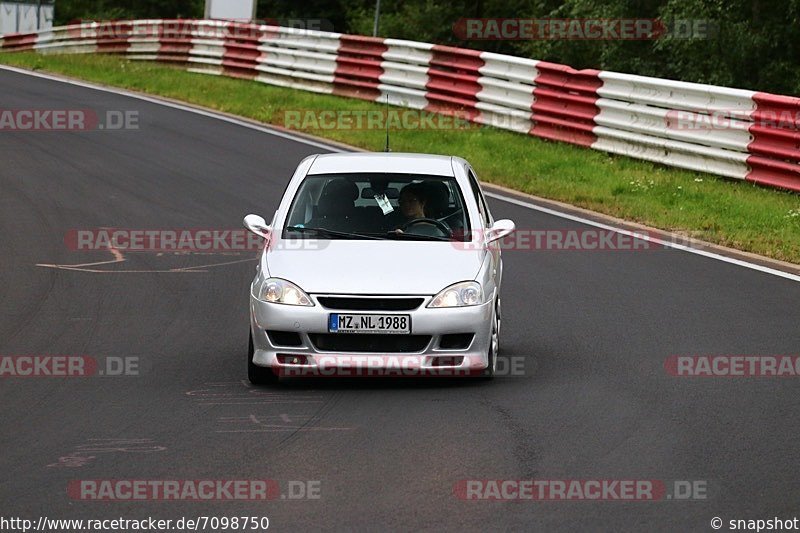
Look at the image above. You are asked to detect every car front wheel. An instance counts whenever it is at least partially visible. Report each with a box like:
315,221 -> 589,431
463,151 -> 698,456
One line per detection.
481,299 -> 500,379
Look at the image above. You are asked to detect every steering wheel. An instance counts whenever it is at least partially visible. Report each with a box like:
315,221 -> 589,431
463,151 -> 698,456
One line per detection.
400,217 -> 452,236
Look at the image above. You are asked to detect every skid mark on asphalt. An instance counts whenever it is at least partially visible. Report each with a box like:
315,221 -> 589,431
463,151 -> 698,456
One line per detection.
46,438 -> 167,468
216,414 -> 354,433
37,245 -> 256,273
478,398 -> 541,479
277,391 -> 347,447
185,381 -> 325,405
36,257 -> 255,273
185,383 -> 355,438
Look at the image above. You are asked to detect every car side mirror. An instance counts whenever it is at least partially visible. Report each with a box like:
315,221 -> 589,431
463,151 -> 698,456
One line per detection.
485,219 -> 515,244
243,214 -> 272,239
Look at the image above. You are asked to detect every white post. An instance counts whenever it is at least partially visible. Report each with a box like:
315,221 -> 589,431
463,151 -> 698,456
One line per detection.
372,0 -> 381,36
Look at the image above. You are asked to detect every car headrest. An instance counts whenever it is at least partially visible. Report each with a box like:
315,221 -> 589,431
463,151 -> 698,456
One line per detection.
423,181 -> 450,215
317,179 -> 359,216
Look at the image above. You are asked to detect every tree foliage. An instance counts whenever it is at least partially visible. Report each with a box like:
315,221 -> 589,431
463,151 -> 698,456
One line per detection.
54,0 -> 204,24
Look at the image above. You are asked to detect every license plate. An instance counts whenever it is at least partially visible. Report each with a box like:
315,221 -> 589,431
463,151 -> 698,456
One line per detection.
328,313 -> 411,334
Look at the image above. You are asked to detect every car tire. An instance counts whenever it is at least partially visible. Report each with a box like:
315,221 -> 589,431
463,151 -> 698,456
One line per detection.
481,300 -> 500,380
495,296 -> 502,355
248,330 -> 277,385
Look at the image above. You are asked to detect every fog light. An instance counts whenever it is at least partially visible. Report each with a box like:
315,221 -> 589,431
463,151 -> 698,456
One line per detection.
276,354 -> 309,365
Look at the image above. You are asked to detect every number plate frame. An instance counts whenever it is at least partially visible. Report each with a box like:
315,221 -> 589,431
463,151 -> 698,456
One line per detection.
328,313 -> 411,334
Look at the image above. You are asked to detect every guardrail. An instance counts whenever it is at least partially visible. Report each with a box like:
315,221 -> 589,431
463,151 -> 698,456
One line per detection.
1,19 -> 799,192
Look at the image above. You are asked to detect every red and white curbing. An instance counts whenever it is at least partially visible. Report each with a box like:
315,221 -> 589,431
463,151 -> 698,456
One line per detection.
1,19 -> 799,192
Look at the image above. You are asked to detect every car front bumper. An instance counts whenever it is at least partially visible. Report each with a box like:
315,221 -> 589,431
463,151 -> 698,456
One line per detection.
249,293 -> 493,377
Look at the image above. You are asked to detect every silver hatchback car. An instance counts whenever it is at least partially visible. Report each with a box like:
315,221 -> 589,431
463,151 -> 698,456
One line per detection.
243,152 -> 514,383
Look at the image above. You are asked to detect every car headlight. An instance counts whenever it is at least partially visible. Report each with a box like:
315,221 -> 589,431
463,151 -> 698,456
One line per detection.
428,281 -> 483,308
256,278 -> 313,306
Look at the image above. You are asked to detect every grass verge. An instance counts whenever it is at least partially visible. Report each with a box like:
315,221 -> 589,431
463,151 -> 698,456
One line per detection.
2,52 -> 799,263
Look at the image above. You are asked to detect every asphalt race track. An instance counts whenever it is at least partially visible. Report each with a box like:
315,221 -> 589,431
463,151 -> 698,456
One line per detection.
1,67 -> 799,532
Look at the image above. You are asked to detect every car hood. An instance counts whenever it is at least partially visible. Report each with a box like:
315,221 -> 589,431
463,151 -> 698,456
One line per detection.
265,240 -> 484,295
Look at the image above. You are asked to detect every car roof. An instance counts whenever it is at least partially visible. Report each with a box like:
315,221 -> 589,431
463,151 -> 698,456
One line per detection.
307,152 -> 455,177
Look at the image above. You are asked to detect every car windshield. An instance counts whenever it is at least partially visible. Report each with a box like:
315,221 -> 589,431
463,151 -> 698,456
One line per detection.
282,173 -> 471,241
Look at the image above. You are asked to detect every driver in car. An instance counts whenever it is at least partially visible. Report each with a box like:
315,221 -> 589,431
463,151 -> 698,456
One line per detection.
397,183 -> 426,222
383,183 -> 426,231
385,183 -> 450,236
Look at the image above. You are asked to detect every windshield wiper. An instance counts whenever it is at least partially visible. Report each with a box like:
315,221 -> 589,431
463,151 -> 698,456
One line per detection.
285,226 -> 387,240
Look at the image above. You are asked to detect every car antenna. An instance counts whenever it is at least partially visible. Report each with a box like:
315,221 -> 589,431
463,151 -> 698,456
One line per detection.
383,94 -> 391,152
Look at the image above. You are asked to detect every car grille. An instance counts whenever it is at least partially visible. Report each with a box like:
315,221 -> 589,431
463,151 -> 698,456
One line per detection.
308,333 -> 431,353
317,297 -> 424,311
